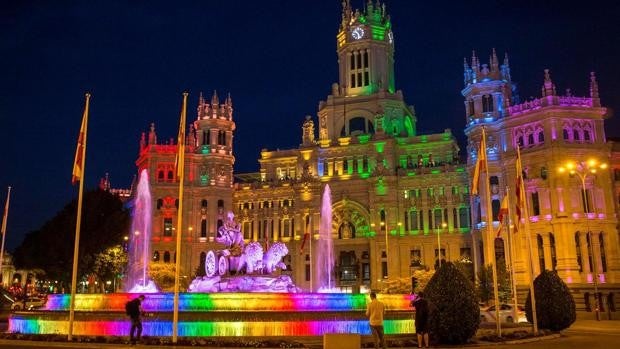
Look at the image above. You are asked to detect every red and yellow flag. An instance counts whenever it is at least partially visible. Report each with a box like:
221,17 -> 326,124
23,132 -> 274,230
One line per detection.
175,93 -> 188,178
471,129 -> 487,196
514,146 -> 525,233
72,94 -> 90,185
496,195 -> 509,237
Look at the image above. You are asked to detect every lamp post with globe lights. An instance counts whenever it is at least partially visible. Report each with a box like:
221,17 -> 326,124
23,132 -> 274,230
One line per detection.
437,221 -> 447,268
558,159 -> 608,321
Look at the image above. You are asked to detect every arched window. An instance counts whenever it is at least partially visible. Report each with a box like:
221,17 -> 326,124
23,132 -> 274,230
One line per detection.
153,251 -> 160,262
537,131 -> 545,144
468,99 -> 475,116
600,233 -> 607,272
573,129 -> 580,141
563,128 -> 570,140
201,199 -> 208,208
200,218 -> 207,238
158,171 -> 164,181
537,235 -> 545,272
584,129 -> 591,142
550,233 -> 557,270
482,95 -> 494,113
157,199 -> 164,210
575,233 -> 583,272
380,210 -> 386,233
167,171 -> 174,181
164,251 -> 171,263
517,136 -> 524,148
218,199 -> 224,208
527,133 -> 535,146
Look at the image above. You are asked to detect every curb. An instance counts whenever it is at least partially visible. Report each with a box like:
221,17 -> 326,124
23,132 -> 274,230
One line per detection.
473,333 -> 561,346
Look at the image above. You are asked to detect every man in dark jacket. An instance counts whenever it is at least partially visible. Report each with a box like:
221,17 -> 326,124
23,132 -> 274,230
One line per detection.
126,295 -> 145,345
412,292 -> 430,348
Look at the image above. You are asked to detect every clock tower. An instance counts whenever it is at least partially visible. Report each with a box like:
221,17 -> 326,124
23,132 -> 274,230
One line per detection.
317,0 -> 414,145
337,0 -> 395,96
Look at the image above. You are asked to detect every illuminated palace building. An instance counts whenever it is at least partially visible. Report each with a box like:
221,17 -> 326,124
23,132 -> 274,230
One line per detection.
136,1 -> 620,301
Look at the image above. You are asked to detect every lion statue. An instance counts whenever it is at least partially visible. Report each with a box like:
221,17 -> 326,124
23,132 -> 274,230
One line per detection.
236,241 -> 264,274
263,241 -> 289,274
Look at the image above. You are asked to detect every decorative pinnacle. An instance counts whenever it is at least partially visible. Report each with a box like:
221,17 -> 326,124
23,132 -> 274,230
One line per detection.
590,72 -> 599,99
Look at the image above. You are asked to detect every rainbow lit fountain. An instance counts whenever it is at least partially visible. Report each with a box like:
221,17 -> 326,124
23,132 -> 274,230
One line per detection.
316,184 -> 337,292
9,178 -> 414,337
126,169 -> 158,293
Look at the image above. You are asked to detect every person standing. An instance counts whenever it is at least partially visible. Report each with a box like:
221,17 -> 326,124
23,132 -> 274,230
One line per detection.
412,292 -> 430,348
126,295 -> 145,345
366,291 -> 387,349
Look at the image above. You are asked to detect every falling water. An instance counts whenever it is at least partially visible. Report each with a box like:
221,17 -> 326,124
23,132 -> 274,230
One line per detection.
126,169 -> 158,293
316,184 -> 335,292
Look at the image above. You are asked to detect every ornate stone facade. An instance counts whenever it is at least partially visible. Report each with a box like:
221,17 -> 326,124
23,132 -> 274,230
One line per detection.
463,51 -> 620,305
137,1 -> 620,303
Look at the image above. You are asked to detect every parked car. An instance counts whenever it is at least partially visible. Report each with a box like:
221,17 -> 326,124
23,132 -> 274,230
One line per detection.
11,296 -> 46,311
480,303 -> 527,323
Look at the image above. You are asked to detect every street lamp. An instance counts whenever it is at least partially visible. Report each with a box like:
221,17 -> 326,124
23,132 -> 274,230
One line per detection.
437,222 -> 447,268
558,159 -> 607,321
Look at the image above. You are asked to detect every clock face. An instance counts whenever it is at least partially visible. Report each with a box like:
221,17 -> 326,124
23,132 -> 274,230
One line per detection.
352,26 -> 364,40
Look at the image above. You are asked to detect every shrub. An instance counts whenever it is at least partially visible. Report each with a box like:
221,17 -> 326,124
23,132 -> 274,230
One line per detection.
525,270 -> 576,331
424,262 -> 480,344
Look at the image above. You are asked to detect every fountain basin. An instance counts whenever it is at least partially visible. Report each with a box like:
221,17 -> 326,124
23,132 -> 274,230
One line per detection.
9,293 -> 414,337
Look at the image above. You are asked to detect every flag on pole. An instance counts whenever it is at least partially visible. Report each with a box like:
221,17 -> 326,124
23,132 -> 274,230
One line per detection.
71,94 -> 90,185
496,195 -> 509,237
514,147 -> 525,233
174,93 -> 187,178
471,129 -> 487,196
299,231 -> 310,255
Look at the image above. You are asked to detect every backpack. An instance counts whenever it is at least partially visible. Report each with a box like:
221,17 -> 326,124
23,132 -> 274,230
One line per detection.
125,300 -> 132,315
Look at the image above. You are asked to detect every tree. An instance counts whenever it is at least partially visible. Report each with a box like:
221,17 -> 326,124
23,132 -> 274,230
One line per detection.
12,189 -> 130,286
476,261 -> 511,305
149,263 -> 189,292
92,246 -> 128,292
525,270 -> 576,331
425,262 -> 480,345
411,269 -> 435,293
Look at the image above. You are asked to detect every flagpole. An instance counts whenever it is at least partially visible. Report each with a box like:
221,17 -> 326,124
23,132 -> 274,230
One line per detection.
0,186 -> 12,287
505,186 -> 519,323
516,146 -> 538,333
172,92 -> 188,344
481,128 -> 501,337
68,93 -> 90,341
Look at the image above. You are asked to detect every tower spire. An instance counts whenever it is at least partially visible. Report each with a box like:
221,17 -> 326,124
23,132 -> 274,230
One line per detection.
490,48 -> 499,76
590,71 -> 600,107
471,51 -> 480,80
211,90 -> 219,106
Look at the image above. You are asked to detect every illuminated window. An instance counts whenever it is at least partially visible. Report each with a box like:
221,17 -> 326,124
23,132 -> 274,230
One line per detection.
153,251 -> 160,262
163,218 -> 173,237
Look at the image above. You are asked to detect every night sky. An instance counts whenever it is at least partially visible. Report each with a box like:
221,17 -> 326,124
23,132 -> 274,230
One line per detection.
1,1 -> 619,251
